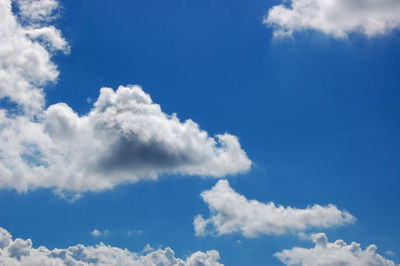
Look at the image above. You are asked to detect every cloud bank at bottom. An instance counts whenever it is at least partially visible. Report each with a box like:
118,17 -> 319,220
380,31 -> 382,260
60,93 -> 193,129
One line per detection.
275,233 -> 397,266
0,226 -> 222,266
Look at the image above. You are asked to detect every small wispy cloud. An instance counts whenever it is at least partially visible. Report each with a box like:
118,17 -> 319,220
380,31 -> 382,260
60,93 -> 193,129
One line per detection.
386,250 -> 395,256
127,229 -> 143,237
142,244 -> 154,253
91,228 -> 109,237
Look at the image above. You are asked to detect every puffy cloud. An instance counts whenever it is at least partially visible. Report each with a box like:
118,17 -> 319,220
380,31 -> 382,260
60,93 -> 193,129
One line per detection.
264,0 -> 400,38
275,232 -> 397,266
0,226 -> 223,266
194,180 -> 355,237
0,85 -> 251,194
0,0 -> 67,114
0,0 -> 250,196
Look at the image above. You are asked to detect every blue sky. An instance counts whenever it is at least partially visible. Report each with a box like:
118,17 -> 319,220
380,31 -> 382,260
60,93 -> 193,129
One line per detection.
0,0 -> 400,265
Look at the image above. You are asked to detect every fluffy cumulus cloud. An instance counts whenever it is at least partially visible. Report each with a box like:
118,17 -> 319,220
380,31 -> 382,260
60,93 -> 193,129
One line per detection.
275,232 -> 397,266
194,180 -> 355,237
0,0 -> 67,114
0,226 -> 223,266
0,0 -> 251,196
264,0 -> 400,38
0,85 -> 251,194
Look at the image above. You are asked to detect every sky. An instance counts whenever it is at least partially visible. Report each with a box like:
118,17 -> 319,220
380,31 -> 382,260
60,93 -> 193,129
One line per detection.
0,0 -> 400,265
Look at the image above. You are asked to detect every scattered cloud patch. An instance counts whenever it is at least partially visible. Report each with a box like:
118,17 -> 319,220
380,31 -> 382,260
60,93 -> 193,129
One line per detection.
275,232 -> 397,266
91,229 -> 101,237
91,229 -> 109,238
386,250 -> 395,256
194,180 -> 355,237
0,226 -> 223,266
264,0 -> 400,38
127,230 -> 143,237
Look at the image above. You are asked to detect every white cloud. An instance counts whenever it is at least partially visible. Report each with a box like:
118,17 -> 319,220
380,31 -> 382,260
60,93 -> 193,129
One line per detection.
15,0 -> 59,22
142,244 -> 154,253
0,0 -> 67,114
0,0 -> 251,196
194,180 -> 355,237
91,229 -> 101,237
91,229 -> 109,238
0,85 -> 251,195
0,226 -> 223,266
275,232 -> 397,266
386,250 -> 395,256
264,0 -> 400,38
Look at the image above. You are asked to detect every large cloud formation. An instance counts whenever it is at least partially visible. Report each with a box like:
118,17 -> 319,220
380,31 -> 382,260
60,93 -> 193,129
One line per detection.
265,0 -> 400,38
0,0 -> 251,195
194,180 -> 355,237
0,226 -> 223,266
275,233 -> 397,266
0,85 -> 251,193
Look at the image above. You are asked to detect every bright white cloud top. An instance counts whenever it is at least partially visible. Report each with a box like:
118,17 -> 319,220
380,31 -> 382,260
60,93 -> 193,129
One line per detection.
265,0 -> 400,38
0,85 -> 251,193
0,0 -> 68,114
194,180 -> 355,237
0,226 -> 223,266
0,0 -> 251,195
275,233 -> 396,266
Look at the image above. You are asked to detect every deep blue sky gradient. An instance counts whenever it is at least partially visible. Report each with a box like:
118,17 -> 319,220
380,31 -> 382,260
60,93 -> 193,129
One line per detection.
1,0 -> 400,265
